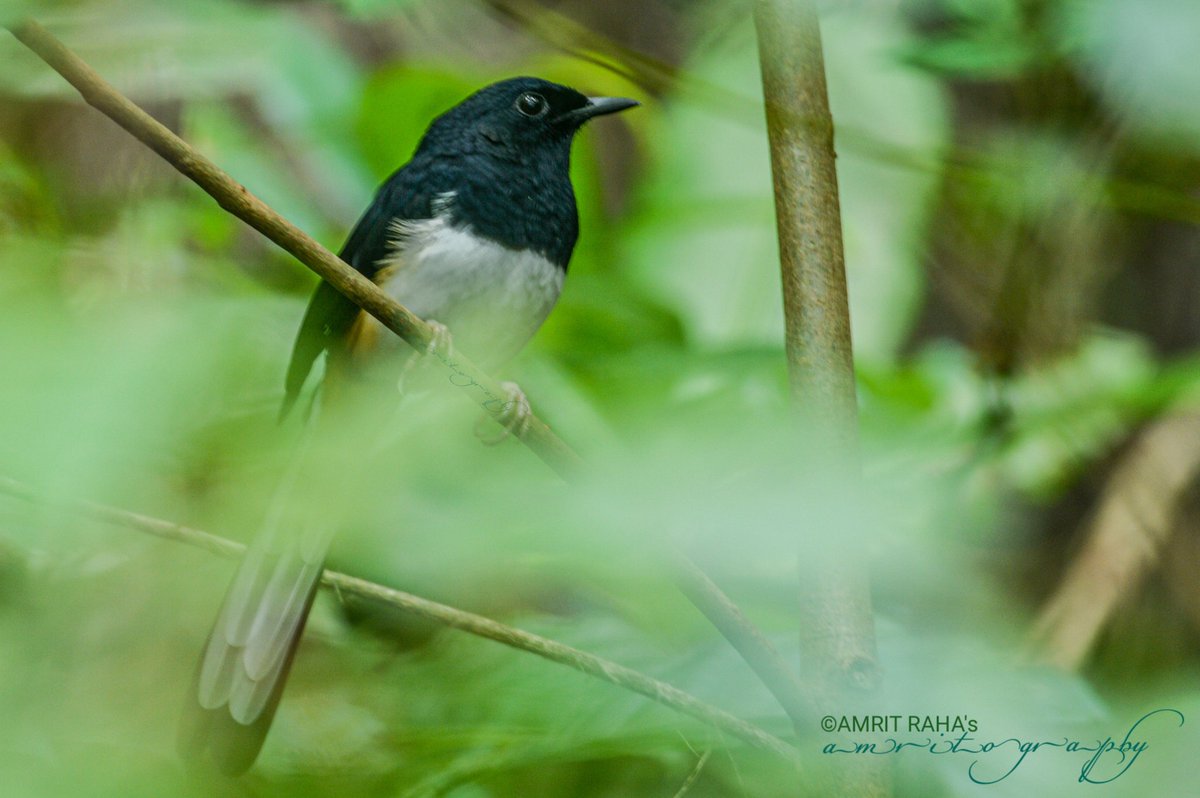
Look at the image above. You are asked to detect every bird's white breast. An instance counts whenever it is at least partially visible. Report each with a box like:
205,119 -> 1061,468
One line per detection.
374,206 -> 564,368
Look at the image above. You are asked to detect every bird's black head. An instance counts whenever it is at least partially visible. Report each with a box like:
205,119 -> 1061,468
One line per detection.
400,77 -> 637,268
416,76 -> 638,161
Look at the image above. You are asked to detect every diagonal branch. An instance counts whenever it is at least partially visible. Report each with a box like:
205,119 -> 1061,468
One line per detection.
0,475 -> 800,765
6,18 -> 581,477
1027,413 -> 1200,669
672,554 -> 813,733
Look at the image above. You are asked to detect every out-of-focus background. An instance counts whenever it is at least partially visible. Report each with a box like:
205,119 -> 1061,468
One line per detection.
2,0 -> 1199,795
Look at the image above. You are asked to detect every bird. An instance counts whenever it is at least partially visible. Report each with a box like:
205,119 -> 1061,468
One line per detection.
178,76 -> 638,775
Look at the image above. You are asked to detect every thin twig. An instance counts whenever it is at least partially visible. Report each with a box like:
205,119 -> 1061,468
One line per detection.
0,475 -> 800,765
673,554 -> 812,733
670,749 -> 711,798
6,18 -> 581,477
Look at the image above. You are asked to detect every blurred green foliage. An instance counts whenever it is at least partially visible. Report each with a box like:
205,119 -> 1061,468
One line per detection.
2,0 -> 1200,796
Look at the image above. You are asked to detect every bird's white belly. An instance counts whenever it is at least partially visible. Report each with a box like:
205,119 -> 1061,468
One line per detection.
374,218 -> 564,368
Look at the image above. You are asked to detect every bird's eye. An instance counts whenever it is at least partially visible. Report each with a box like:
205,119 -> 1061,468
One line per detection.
515,92 -> 548,118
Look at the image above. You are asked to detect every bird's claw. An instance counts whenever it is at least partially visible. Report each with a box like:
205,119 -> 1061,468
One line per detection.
423,320 -> 453,360
398,320 -> 453,394
411,321 -> 529,444
475,381 -> 532,445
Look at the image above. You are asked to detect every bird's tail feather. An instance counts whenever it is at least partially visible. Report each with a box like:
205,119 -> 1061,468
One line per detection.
179,424 -> 335,776
178,520 -> 332,775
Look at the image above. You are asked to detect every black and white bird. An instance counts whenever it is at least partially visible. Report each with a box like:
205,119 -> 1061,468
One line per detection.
179,77 -> 638,775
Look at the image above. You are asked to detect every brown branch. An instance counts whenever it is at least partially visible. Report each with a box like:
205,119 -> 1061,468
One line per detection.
754,1 -> 886,795
1027,413 -> 1200,669
0,475 -> 801,765
6,18 -> 581,477
1161,474 -> 1200,636
673,554 -> 813,733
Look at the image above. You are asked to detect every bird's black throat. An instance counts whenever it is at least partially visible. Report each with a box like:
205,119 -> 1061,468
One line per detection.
403,135 -> 580,271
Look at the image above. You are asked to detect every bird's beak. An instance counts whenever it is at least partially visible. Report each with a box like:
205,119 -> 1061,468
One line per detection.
583,96 -> 640,118
558,96 -> 640,125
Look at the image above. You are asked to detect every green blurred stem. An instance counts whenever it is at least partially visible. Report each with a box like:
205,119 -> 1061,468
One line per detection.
754,1 -> 887,795
670,749 -> 711,798
6,18 -> 581,477
0,475 -> 800,765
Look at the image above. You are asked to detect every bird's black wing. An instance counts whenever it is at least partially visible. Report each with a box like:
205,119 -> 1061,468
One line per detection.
278,169 -> 435,420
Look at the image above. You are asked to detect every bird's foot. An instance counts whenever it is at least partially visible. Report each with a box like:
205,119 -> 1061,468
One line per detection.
475,381 -> 532,445
423,320 -> 453,360
397,320 -> 453,394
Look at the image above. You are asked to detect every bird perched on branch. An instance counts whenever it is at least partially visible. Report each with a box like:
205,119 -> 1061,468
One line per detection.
179,76 -> 637,775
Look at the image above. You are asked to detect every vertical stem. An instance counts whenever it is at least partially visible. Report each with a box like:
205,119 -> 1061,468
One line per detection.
753,2 -> 888,795
754,0 -> 857,439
